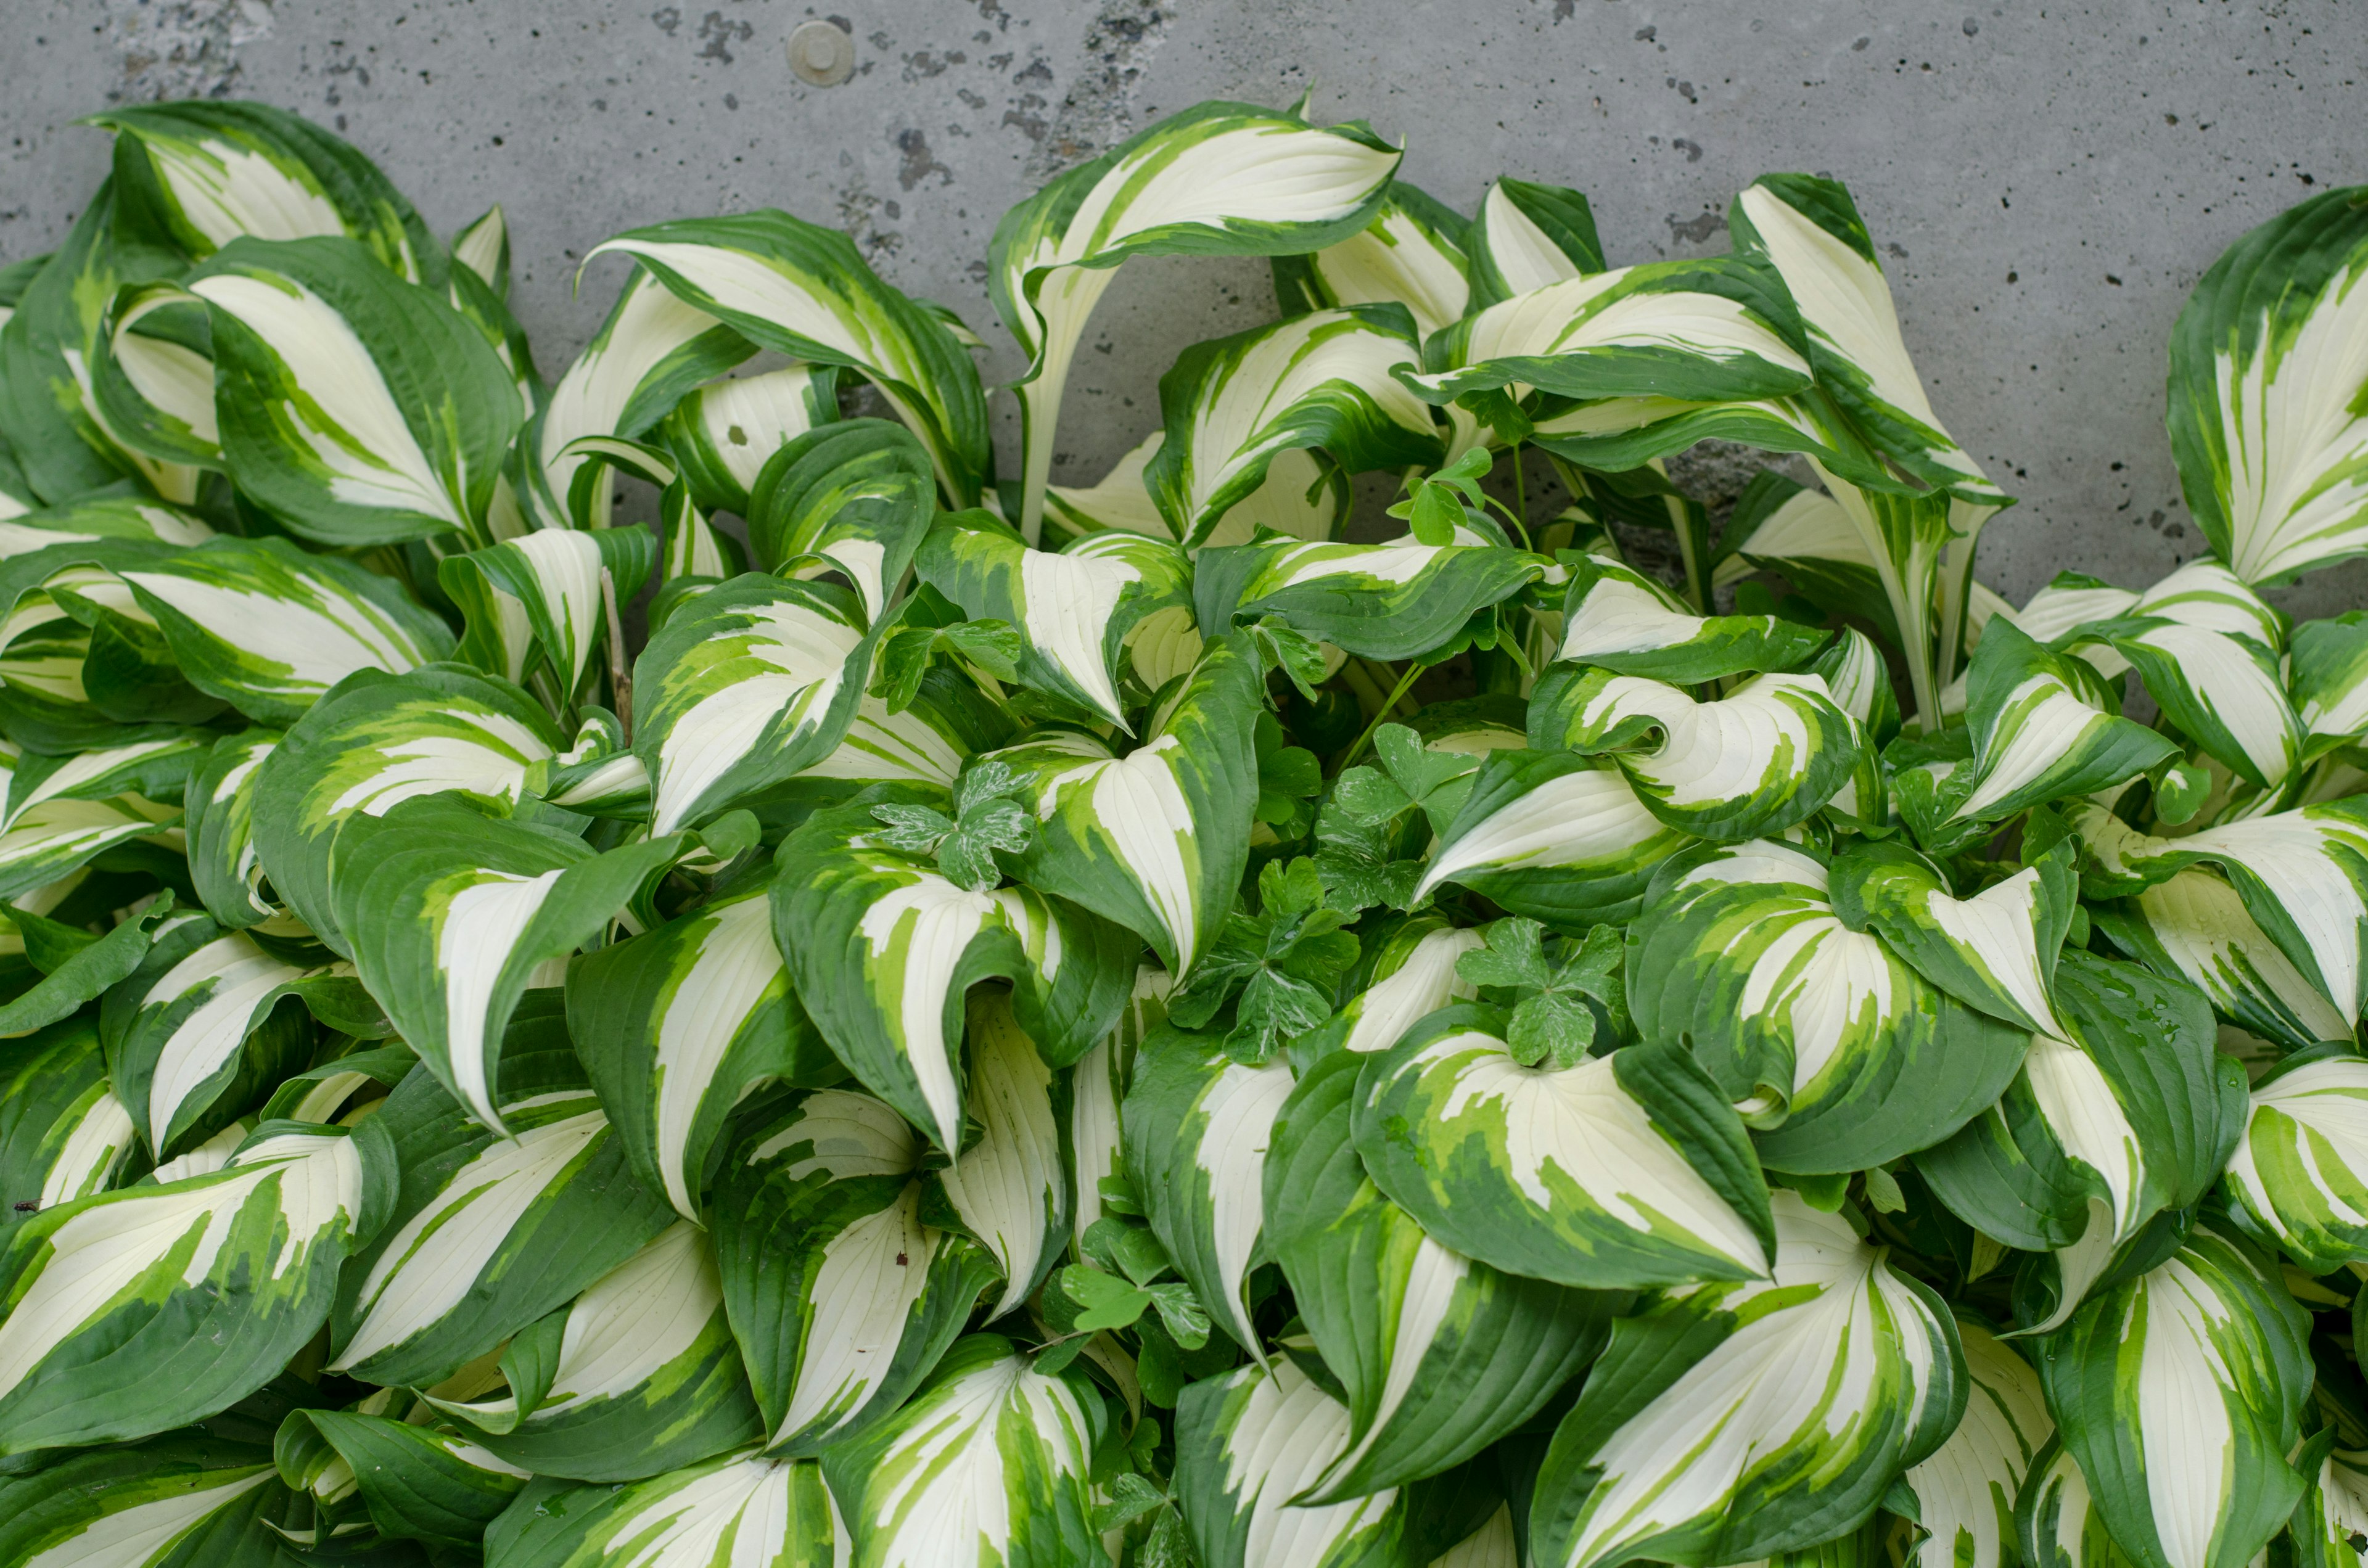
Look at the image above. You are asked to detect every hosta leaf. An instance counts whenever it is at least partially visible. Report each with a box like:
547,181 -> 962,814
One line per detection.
0,1123 -> 389,1454
1555,552 -> 1829,684
440,525 -> 656,696
105,917 -> 335,1159
588,211 -> 991,507
328,1015 -> 675,1388
0,496 -> 213,562
2292,611 -> 2368,753
773,793 -> 1132,1152
1712,472 -> 1900,646
1468,176 -> 1605,303
1173,1355 -> 1410,1568
1146,305 -> 1442,546
569,886 -> 841,1223
2094,866 -> 2351,1053
1630,840 -> 2031,1174
1894,1321 -> 2053,1568
1827,839 -> 2075,1036
421,1219 -> 763,1480
2164,185 -> 2368,585
2016,1438 -> 2144,1568
274,1408 -> 527,1547
821,1334 -> 1105,1568
1124,1025 -> 1297,1353
990,99 -> 1400,542
2224,1045 -> 2368,1271
916,509 -> 1191,729
1415,749 -> 1694,928
744,418 -> 935,626
188,236 -> 520,546
994,634 -> 1260,975
91,99 -> 432,279
331,795 -> 694,1135
530,266 -> 754,530
1731,175 -> 2004,504
0,1433 -> 292,1568
926,988 -> 1070,1320
1196,530 -> 1547,663
251,663 -> 565,950
2090,615 -> 2300,790
1529,1192 -> 1963,1568
634,575 -> 882,834
1272,183 -> 1473,338
120,535 -> 457,724
1068,964 -> 1169,1249
184,728 -> 282,928
1915,953 -> 2240,1321
662,362 -> 839,515
481,1448 -> 839,1568
1326,918 -> 1480,1056
1354,1006 -> 1773,1289
1267,1046 -> 1618,1501
1944,618 -> 2177,829
713,1087 -> 993,1456
2034,1227 -> 2311,1568
2289,1429 -> 2368,1568
0,1018 -> 135,1221
88,279 -> 224,470
1532,666 -> 1862,842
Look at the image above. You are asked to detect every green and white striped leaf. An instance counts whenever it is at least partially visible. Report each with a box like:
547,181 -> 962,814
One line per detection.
994,634 -> 1260,975
0,496 -> 213,562
2095,866 -> 2350,1053
250,663 -> 564,948
1353,1006 -> 1774,1289
1415,749 -> 1695,928
568,885 -> 840,1223
1555,552 -> 1829,684
1944,618 -> 2178,827
1731,175 -> 2004,504
329,1025 -> 675,1388
88,279 -> 224,470
1894,1321 -> 2053,1568
329,794 -> 692,1135
2289,1428 -> 2368,1568
188,236 -> 520,546
2090,614 -> 2300,790
772,794 -> 1132,1152
1034,434 -> 1345,552
184,728 -> 282,928
713,1086 -> 994,1456
927,988 -> 1070,1321
1173,1355 -> 1411,1568
915,509 -> 1191,729
1527,1192 -> 1964,1568
106,918 -> 334,1159
1124,1025 -> 1297,1353
1272,183 -> 1473,337
990,100 -> 1400,542
0,1433 -> 293,1568
1468,176 -> 1605,304
2224,1045 -> 2368,1271
1067,964 -> 1169,1249
821,1333 -> 1104,1568
2034,1226 -> 2311,1568
2164,185 -> 2368,584
588,211 -> 991,507
1327,917 -> 1480,1056
2016,1439 -> 2144,1568
1711,472 -> 1899,646
1266,1046 -> 1618,1502
442,524 -> 656,696
661,363 -> 839,515
1196,529 -> 1547,663
120,535 -> 456,724
274,1408 -> 528,1548
1827,839 -> 2074,1036
0,1018 -> 135,1220
0,1123 -> 388,1453
421,1218 -> 763,1481
1915,952 -> 2241,1321
1531,666 -> 1862,842
2291,612 -> 2368,753
1145,305 -> 1442,546
745,418 -> 936,626
91,100 -> 431,279
530,266 -> 754,529
479,1448 -> 839,1568
633,575 -> 881,835
1630,840 -> 2033,1173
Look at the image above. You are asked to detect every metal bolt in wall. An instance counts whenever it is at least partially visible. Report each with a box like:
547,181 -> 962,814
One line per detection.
787,22 -> 855,87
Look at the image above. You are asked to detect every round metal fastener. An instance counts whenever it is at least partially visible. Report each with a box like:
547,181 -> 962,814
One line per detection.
787,21 -> 855,87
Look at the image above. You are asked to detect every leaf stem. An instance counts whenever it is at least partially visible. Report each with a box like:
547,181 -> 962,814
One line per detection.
1339,662 -> 1424,771
601,566 -> 633,743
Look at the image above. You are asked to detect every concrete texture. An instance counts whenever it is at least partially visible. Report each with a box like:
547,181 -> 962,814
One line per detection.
2,0 -> 2361,609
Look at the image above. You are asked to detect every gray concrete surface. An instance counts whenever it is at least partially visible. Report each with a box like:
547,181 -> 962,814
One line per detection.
3,0 -> 2362,610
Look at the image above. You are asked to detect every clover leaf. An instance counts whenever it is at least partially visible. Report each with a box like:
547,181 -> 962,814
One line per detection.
1167,856 -> 1360,1064
868,757 -> 1036,891
1457,916 -> 1630,1070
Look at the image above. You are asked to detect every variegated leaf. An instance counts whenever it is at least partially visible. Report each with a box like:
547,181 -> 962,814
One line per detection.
1555,552 -> 1829,683
273,1408 -> 528,1548
927,988 -> 1070,1321
2224,1045 -> 2368,1271
1468,176 -> 1604,304
662,363 -> 839,515
1827,839 -> 2074,1036
1272,183 -> 1473,337
0,1433 -> 294,1568
1323,917 -> 1480,1056
1174,1355 -> 1412,1568
480,1448 -> 840,1568
0,1018 -> 136,1222
441,524 -> 656,696
1415,749 -> 1695,928
1894,1321 -> 2053,1568
746,417 -> 936,626
1196,528 -> 1547,663
1936,617 -> 2177,831
2094,866 -> 2351,1053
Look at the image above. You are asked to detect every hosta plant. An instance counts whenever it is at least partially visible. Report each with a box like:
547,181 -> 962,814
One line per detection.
0,89 -> 2366,1568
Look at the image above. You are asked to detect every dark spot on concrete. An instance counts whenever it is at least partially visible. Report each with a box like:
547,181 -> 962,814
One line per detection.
695,10 -> 752,63
895,128 -> 953,190
1886,242 -> 1909,258
723,92 -> 738,110
1634,25 -> 1655,41
1851,36 -> 1870,51
2105,273 -> 2122,285
651,6 -> 680,34
1552,0 -> 1576,20
1668,210 -> 1722,242
1962,17 -> 1979,35
2007,269 -> 2017,282
1672,137 -> 1703,162
903,49 -> 968,81
1013,56 -> 1054,86
975,0 -> 1012,31
957,87 -> 987,109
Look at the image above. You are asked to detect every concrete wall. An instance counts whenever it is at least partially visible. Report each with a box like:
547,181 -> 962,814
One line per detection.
5,0 -> 2361,609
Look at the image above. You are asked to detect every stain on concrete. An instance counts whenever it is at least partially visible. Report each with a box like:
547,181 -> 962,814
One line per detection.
1021,0 -> 1169,179
895,128 -> 953,191
104,0 -> 275,102
694,10 -> 752,64
1667,210 -> 1722,244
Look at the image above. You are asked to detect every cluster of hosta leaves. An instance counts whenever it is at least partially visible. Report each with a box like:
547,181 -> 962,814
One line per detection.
7,91 -> 2368,1568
